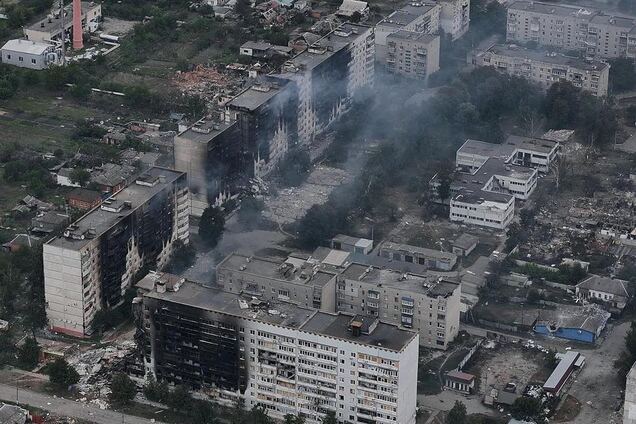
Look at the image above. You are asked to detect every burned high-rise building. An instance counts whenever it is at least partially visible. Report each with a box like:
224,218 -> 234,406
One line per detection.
135,272 -> 419,423
43,167 -> 189,337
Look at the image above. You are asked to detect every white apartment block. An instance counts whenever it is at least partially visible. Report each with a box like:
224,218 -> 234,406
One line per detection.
450,190 -> 515,230
386,31 -> 440,80
507,0 -> 636,59
136,273 -> 419,424
217,252 -> 338,312
375,3 -> 441,63
439,0 -> 470,40
336,264 -> 461,350
473,44 -> 610,96
44,168 -> 189,337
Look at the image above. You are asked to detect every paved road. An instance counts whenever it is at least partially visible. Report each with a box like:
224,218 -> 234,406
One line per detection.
562,321 -> 629,424
0,383 -> 163,424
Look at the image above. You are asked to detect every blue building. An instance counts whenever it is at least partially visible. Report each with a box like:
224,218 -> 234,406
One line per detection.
533,304 -> 610,344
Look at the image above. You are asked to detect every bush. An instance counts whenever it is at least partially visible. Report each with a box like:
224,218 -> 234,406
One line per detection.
109,373 -> 137,406
48,358 -> 79,389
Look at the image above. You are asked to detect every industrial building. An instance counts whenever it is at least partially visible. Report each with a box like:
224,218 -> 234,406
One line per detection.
472,44 -> 610,96
25,1 -> 101,47
385,31 -> 440,81
136,272 -> 419,424
375,3 -> 441,63
507,0 -> 636,59
0,39 -> 62,70
43,167 -> 189,337
533,304 -> 610,343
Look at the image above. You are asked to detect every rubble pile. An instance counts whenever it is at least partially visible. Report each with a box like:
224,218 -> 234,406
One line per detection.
67,340 -> 137,406
172,65 -> 238,101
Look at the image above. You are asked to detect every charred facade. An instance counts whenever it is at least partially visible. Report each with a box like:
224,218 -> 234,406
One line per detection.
43,167 -> 189,337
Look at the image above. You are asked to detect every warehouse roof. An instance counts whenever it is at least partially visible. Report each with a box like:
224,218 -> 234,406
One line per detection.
1,39 -> 53,54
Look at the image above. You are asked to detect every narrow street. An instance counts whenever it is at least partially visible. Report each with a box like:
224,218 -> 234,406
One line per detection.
0,383 -> 163,424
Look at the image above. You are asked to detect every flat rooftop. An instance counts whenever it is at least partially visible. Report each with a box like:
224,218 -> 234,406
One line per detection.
381,241 -> 457,262
379,3 -> 438,29
508,1 -> 599,19
458,139 -> 515,159
139,274 -> 416,351
279,23 -> 371,75
387,30 -> 438,43
47,167 -> 184,250
341,263 -> 458,297
484,44 -> 609,72
226,81 -> 287,112
505,134 -> 559,154
28,2 -> 100,34
176,118 -> 236,144
218,252 -> 337,288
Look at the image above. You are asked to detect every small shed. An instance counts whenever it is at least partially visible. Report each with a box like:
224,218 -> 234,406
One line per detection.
445,370 -> 475,394
452,233 -> 479,257
543,351 -> 580,395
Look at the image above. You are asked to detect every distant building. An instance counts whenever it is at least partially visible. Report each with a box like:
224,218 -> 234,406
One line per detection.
2,234 -> 40,253
65,188 -> 102,210
90,163 -> 137,193
24,1 -> 102,44
336,0 -> 369,21
31,211 -> 70,235
472,44 -> 610,96
386,31 -> 440,81
507,0 -> 636,59
375,3 -> 441,63
0,39 -> 62,69
136,272 -> 419,424
43,167 -> 189,337
379,241 -> 457,271
445,370 -> 475,393
576,274 -> 634,314
239,41 -> 293,58
55,168 -> 81,188
331,234 -> 374,255
533,304 -> 610,343
439,0 -> 470,40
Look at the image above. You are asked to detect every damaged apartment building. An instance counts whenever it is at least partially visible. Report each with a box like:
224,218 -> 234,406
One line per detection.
43,167 -> 189,337
174,23 -> 374,214
434,135 -> 559,229
217,252 -> 461,350
135,272 -> 419,424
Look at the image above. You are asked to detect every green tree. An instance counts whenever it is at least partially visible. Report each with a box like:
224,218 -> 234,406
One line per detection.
69,168 -> 91,187
164,239 -> 196,273
237,196 -> 265,230
321,411 -> 337,424
284,414 -> 305,424
17,337 -> 40,370
48,358 -> 80,389
166,385 -> 192,412
109,373 -> 137,406
143,377 -> 169,403
446,401 -> 467,424
191,400 -> 219,424
609,58 -> 636,93
199,206 -> 225,248
510,397 -> 542,421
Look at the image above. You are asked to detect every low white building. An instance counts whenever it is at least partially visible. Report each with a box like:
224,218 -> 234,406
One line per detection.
1,39 -> 61,70
336,0 -> 369,21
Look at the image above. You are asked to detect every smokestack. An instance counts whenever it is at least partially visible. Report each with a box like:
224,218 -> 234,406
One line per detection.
72,0 -> 83,50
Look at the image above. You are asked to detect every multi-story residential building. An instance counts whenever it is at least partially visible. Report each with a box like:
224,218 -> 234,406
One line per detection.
379,242 -> 457,271
473,44 -> 610,96
386,31 -> 440,80
217,253 -> 339,311
136,272 -> 419,424
375,3 -> 441,62
25,1 -> 102,43
43,167 -> 189,337
439,0 -> 470,40
336,263 -> 461,349
506,0 -> 636,59
174,117 -> 242,217
279,23 -> 375,145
